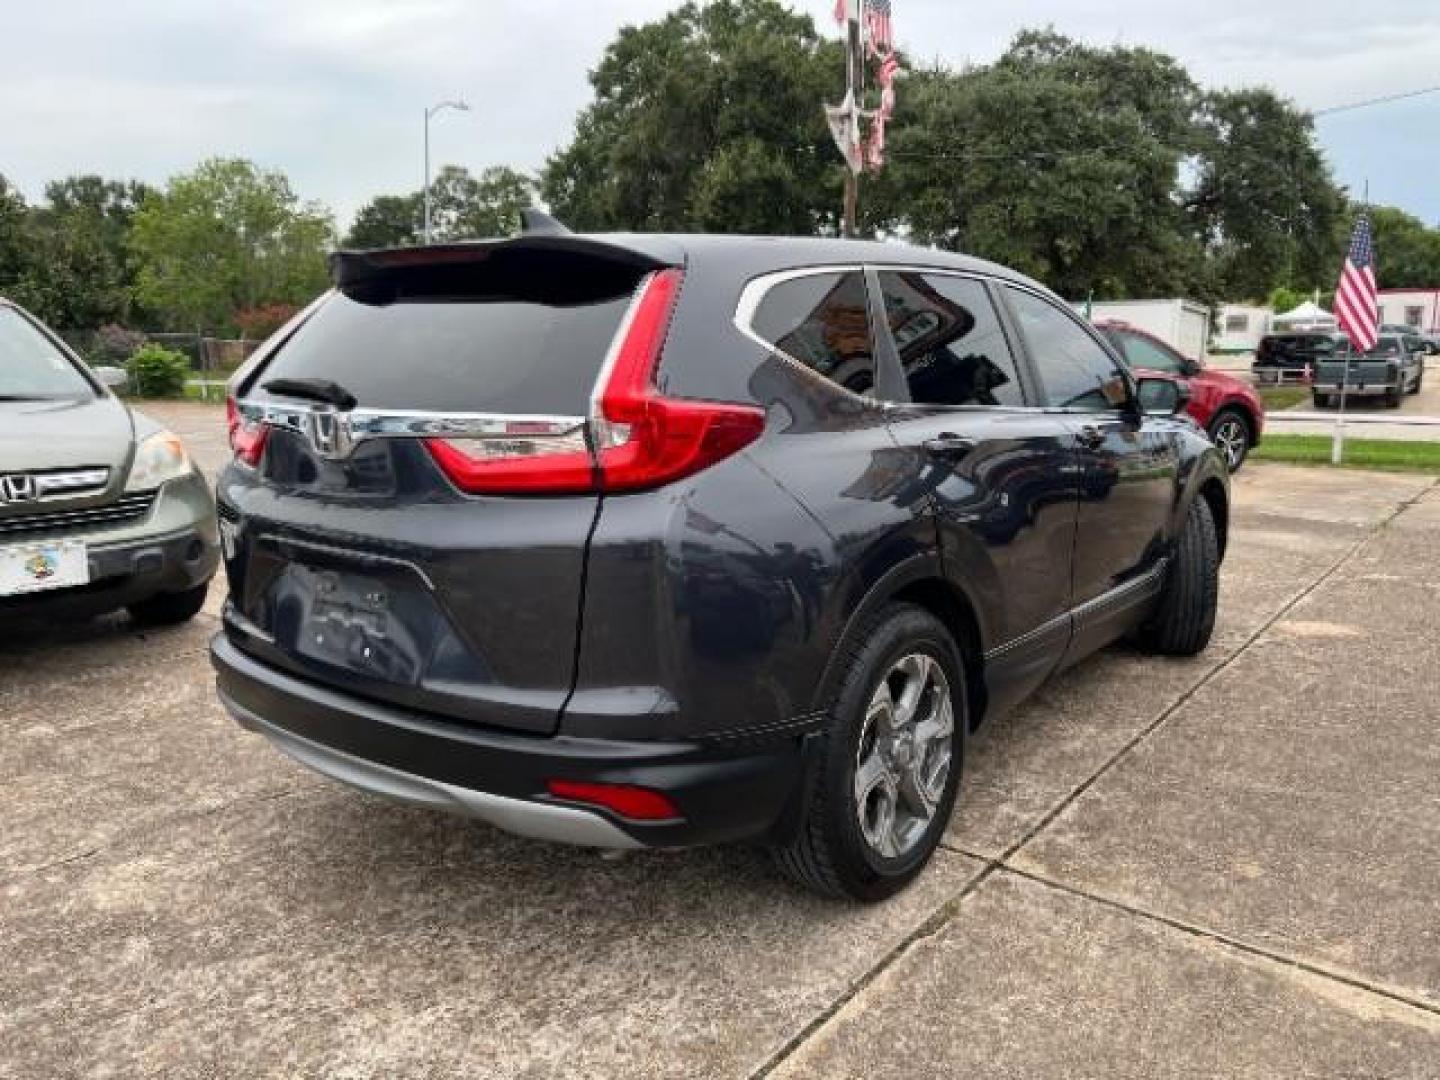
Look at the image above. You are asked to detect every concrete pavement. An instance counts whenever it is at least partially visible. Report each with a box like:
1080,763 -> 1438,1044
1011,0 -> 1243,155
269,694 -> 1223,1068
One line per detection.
2,403 -> 1437,1077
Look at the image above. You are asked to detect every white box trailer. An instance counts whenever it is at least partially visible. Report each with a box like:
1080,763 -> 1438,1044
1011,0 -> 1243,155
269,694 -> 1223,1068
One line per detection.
1074,299 -> 1212,362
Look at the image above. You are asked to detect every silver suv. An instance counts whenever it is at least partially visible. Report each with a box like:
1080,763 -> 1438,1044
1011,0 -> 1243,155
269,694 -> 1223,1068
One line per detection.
0,299 -> 219,623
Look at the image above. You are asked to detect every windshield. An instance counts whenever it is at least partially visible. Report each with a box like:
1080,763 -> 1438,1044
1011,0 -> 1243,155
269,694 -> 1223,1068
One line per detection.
0,307 -> 95,400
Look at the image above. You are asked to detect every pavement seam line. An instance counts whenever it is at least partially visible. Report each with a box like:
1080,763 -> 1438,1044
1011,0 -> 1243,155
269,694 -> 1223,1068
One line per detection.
997,864 -> 1440,1021
748,860 -> 1000,1080
764,477 -> 1440,1076
995,475 -> 1440,868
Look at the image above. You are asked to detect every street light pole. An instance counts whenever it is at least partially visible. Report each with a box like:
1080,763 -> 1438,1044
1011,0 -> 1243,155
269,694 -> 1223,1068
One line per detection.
423,99 -> 470,244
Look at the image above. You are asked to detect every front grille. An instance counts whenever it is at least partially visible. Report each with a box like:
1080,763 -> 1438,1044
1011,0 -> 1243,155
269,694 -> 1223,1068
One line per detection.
0,491 -> 157,539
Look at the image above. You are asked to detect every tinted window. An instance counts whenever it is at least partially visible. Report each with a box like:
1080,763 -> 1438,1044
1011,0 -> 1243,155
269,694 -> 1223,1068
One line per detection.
875,272 -> 1024,406
256,270 -> 640,415
0,307 -> 94,400
751,272 -> 873,393
1111,328 -> 1186,375
1006,289 -> 1129,410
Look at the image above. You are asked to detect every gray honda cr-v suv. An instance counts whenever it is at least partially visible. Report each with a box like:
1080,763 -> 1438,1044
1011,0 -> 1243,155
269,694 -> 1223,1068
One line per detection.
213,224 -> 1228,900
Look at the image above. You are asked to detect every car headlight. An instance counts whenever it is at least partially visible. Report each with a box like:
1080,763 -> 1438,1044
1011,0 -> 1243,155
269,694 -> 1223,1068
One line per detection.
125,430 -> 194,492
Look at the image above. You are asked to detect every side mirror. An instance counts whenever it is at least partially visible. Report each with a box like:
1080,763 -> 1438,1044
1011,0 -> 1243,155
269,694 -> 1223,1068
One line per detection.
1136,377 -> 1190,417
93,365 -> 128,391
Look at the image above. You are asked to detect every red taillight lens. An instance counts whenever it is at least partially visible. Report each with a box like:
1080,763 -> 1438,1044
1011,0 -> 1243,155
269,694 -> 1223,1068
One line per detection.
226,395 -> 268,467
546,779 -> 682,822
425,268 -> 764,497
593,268 -> 765,493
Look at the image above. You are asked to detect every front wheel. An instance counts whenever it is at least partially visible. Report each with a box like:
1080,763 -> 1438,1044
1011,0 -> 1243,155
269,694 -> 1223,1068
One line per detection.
1134,495 -> 1219,657
1385,389 -> 1403,409
773,604 -> 965,901
1208,409 -> 1252,473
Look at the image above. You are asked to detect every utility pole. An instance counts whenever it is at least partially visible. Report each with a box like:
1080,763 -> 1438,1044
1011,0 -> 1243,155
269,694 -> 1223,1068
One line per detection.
423,99 -> 470,244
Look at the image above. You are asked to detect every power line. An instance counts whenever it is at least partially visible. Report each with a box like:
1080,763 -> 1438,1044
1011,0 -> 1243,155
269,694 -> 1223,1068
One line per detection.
1313,84 -> 1440,117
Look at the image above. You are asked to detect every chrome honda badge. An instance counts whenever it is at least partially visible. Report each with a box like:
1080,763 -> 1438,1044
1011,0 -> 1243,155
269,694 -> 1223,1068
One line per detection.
305,409 -> 354,460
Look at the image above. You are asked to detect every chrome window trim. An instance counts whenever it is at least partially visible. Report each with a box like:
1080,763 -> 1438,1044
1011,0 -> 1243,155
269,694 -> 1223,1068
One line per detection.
734,264 -> 1063,411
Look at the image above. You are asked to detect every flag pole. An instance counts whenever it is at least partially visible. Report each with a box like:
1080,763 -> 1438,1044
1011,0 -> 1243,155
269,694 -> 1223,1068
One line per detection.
842,6 -> 862,237
1333,179 -> 1370,466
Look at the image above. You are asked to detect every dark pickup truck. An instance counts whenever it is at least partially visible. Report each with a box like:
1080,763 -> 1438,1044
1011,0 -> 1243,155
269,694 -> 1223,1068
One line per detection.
1309,333 -> 1426,408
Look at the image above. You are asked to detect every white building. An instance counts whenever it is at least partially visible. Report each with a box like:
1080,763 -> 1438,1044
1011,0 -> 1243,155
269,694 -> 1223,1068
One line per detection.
1377,289 -> 1440,334
1212,304 -> 1271,353
1075,299 -> 1211,362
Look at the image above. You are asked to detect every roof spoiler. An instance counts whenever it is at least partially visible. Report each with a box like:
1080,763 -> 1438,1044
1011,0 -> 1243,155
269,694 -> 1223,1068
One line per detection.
328,235 -> 671,291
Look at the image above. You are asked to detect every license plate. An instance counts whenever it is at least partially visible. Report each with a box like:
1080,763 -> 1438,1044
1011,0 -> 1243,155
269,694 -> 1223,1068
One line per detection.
0,540 -> 90,597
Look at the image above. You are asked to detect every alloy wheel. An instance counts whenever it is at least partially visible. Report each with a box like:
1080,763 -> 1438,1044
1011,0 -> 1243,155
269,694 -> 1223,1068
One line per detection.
1213,417 -> 1248,471
853,653 -> 954,860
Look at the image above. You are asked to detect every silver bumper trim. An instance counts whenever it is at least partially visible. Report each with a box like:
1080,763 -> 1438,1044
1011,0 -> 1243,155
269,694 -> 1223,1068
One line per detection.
231,705 -> 643,850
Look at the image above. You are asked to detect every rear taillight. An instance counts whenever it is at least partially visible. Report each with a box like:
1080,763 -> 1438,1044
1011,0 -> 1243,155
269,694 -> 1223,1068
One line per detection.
425,268 -> 764,496
226,395 -> 268,467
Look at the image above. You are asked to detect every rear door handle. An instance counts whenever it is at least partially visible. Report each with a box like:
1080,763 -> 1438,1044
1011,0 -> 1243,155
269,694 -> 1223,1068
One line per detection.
1075,425 -> 1107,450
921,433 -> 978,460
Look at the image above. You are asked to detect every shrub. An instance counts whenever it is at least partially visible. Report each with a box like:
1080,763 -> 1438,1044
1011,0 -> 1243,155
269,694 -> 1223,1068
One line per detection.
125,343 -> 191,398
234,303 -> 299,340
92,324 -> 148,367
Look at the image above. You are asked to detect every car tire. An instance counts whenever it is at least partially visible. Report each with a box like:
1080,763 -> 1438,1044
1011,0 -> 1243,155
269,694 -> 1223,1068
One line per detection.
1409,372 -> 1423,395
1135,495 -> 1218,657
1208,408 -> 1252,473
127,581 -> 210,627
1385,389 -> 1402,408
773,603 -> 965,902
1312,393 -> 1330,408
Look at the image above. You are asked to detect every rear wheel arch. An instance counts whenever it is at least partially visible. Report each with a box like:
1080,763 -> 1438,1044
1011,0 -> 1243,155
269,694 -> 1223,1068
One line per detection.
813,558 -> 988,733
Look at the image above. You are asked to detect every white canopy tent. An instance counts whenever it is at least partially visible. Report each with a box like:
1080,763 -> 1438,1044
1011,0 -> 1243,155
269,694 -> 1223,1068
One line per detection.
1273,301 -> 1337,331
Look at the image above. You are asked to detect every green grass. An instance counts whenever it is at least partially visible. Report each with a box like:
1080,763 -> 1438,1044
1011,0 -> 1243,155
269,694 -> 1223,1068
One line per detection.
1257,386 -> 1310,412
1253,435 -> 1440,474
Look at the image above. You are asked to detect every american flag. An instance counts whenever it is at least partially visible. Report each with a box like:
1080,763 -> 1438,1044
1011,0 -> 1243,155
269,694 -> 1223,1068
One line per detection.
832,0 -> 853,23
864,0 -> 893,52
1335,215 -> 1379,353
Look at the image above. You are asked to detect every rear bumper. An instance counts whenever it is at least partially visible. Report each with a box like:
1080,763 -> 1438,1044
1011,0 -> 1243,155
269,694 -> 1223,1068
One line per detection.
211,632 -> 811,849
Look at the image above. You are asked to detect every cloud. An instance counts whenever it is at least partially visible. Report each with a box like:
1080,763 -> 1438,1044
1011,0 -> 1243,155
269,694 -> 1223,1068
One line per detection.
1,0 -> 1436,226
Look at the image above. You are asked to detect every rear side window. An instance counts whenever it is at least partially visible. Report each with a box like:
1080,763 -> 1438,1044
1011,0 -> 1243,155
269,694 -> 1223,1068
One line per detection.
1004,288 -> 1129,411
253,254 -> 645,415
875,272 -> 1024,407
750,271 -> 874,394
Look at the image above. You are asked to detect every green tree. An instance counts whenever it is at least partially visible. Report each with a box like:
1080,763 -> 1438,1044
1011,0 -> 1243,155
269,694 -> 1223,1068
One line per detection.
17,176 -> 155,328
541,0 -> 843,233
344,165 -> 534,247
130,158 -> 333,332
345,193 -> 423,248
1190,88 -> 1345,301
0,176 -> 34,302
871,33 -> 1207,301
1367,205 -> 1440,289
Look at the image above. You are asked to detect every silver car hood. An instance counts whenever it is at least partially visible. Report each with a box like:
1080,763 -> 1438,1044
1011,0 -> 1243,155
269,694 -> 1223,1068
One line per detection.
0,395 -> 136,475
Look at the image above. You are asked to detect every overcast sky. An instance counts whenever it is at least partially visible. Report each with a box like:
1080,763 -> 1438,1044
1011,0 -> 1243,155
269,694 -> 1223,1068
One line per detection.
3,0 -> 1438,229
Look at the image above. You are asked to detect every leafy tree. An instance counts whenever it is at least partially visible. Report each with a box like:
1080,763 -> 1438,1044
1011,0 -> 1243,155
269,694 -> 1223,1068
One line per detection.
15,176 -> 156,328
0,176 -> 34,303
344,165 -> 535,247
870,33 -> 1207,301
1366,205 -> 1440,289
130,158 -> 333,332
542,0 -> 843,233
1190,88 -> 1345,301
345,193 -> 423,248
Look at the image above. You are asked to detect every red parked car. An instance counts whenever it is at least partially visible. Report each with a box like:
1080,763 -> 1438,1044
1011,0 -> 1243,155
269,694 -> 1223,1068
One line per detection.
1097,321 -> 1263,472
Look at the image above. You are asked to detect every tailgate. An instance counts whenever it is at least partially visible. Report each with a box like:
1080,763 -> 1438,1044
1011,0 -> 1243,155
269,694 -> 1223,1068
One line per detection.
219,238 -> 672,735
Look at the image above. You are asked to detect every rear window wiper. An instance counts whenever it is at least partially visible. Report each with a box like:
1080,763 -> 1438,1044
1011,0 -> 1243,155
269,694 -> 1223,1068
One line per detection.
261,378 -> 358,411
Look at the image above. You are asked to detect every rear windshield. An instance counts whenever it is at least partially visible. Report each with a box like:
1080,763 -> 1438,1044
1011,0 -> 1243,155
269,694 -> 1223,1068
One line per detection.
1260,335 -> 1338,359
0,307 -> 95,400
254,254 -> 644,415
